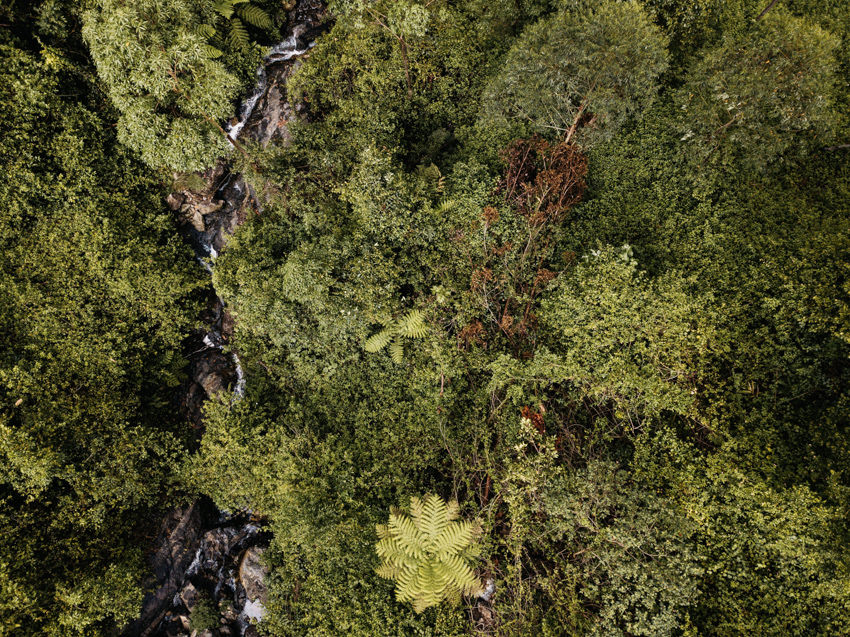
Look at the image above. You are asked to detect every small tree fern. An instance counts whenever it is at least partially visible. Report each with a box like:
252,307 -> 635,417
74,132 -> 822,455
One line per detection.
365,309 -> 428,363
375,494 -> 482,613
204,0 -> 272,55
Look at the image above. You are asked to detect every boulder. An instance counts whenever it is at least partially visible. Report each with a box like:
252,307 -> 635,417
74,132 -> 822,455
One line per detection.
179,203 -> 205,232
166,192 -> 186,211
195,199 -> 225,217
179,583 -> 199,613
238,547 -> 268,604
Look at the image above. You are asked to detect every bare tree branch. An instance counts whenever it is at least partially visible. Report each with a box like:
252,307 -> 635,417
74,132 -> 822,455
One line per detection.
757,0 -> 779,20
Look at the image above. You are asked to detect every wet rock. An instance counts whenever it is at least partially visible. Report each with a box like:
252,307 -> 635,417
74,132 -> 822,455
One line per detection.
195,199 -> 225,217
161,613 -> 190,636
179,583 -> 199,613
123,503 -> 203,637
196,355 -> 231,397
180,346 -> 237,428
180,203 -> 206,232
473,602 -> 495,632
220,311 -> 235,344
241,62 -> 298,148
238,548 -> 268,604
166,193 -> 186,211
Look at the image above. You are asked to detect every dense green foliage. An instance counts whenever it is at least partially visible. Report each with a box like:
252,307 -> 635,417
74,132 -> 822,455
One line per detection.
676,7 -> 841,168
81,0 -> 243,171
3,0 -> 850,635
0,13 -> 203,634
483,0 -> 669,145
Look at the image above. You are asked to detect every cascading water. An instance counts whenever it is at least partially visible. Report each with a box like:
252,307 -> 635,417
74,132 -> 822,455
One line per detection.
225,34 -> 315,141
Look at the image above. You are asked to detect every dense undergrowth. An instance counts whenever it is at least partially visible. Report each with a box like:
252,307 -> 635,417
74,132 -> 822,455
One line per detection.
2,0 -> 850,635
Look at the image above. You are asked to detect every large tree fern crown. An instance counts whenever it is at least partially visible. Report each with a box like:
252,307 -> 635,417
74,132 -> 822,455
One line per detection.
375,494 -> 482,613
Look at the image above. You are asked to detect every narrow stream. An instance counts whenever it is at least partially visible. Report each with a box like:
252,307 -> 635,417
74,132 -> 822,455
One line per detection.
126,3 -> 326,636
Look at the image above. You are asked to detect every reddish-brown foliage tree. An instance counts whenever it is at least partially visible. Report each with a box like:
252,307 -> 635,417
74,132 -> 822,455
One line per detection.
499,137 -> 588,226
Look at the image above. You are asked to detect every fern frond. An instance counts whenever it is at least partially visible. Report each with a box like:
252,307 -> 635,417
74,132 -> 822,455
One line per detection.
439,554 -> 480,594
389,339 -> 404,364
214,0 -> 236,19
444,498 -> 460,521
438,199 -> 455,213
396,309 -> 428,339
365,327 -> 393,353
434,520 -> 474,557
202,43 -> 223,59
197,23 -> 217,39
409,496 -> 424,524
375,563 -> 399,580
236,3 -> 273,29
228,17 -> 249,48
391,515 -> 425,559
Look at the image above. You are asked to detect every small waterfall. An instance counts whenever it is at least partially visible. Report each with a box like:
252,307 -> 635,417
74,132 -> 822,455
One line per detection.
226,34 -> 316,141
195,235 -> 245,405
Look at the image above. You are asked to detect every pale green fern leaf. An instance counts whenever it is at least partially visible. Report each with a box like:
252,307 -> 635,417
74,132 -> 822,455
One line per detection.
365,327 -> 393,353
396,309 -> 428,339
434,521 -> 474,557
389,339 -> 404,364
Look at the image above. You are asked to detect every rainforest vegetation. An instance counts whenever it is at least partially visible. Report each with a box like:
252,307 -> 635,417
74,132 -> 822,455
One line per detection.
2,0 -> 850,635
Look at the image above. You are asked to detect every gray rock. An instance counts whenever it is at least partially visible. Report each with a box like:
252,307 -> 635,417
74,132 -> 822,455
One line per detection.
180,203 -> 205,232
195,199 -> 225,217
238,547 -> 268,604
179,583 -> 199,613
123,503 -> 204,637
166,192 -> 186,211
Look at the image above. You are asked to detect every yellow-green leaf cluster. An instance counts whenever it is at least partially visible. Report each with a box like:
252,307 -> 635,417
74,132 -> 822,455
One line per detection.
364,309 -> 428,363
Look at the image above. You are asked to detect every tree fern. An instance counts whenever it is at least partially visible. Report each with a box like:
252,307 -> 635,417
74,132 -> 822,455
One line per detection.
364,309 -> 429,362
209,0 -> 272,53
375,494 -> 482,613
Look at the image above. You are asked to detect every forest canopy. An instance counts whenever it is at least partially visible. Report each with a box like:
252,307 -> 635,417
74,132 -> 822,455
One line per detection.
1,0 -> 849,635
